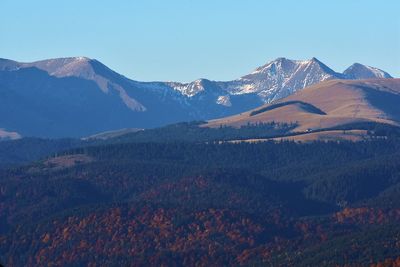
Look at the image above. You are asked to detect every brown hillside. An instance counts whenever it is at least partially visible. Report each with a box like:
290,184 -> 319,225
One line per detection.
206,79 -> 400,132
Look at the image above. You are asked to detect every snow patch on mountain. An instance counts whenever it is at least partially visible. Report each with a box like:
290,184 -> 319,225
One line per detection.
167,79 -> 206,97
0,128 -> 21,140
216,95 -> 232,107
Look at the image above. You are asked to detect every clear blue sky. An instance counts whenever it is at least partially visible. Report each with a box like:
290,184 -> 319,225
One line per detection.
1,0 -> 399,82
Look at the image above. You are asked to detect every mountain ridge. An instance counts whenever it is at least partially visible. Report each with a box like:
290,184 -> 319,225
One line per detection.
0,56 -> 393,138
1,56 -> 392,100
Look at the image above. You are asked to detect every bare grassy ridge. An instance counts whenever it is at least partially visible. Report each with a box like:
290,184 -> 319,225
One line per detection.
227,130 -> 369,143
206,79 -> 400,138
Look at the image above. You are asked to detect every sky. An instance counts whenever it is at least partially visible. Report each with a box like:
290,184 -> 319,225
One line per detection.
1,0 -> 399,82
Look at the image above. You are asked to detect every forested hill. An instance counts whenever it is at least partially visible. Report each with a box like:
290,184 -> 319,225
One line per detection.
0,122 -> 295,168
2,121 -> 400,169
2,139 -> 400,265
0,121 -> 400,168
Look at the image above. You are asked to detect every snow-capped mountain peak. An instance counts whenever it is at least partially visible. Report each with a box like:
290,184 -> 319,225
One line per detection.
222,57 -> 342,102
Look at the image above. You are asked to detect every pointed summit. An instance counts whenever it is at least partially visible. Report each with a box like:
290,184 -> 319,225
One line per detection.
307,57 -> 341,76
309,57 -> 326,67
244,57 -> 296,77
343,63 -> 392,79
235,57 -> 343,101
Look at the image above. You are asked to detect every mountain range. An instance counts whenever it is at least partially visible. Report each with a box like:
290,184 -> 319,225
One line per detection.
0,56 -> 393,138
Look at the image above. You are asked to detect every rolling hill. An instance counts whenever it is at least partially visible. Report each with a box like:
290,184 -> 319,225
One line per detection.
206,79 -> 400,138
2,140 -> 400,265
